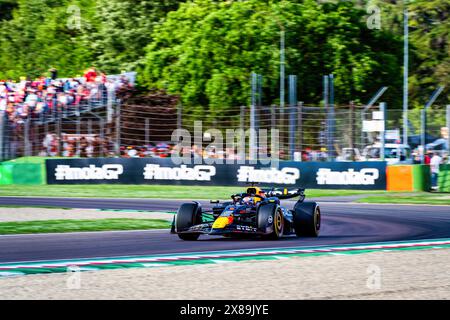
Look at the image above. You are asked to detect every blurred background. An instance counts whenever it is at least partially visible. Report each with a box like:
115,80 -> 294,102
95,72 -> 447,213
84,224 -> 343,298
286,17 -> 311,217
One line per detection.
0,0 -> 448,164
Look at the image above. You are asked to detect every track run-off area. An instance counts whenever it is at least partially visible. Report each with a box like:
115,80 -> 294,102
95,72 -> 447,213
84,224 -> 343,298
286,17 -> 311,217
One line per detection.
0,197 -> 449,277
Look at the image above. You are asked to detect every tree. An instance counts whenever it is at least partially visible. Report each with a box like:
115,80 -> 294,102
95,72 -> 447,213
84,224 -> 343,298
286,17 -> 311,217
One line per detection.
0,0 -> 97,79
0,0 -> 446,114
408,0 -> 449,106
371,0 -> 449,107
0,0 -> 18,21
0,0 -> 183,79
88,0 -> 183,74
140,0 -> 403,119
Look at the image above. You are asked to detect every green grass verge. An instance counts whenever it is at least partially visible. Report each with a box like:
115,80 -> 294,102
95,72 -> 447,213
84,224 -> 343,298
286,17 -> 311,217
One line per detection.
356,193 -> 450,205
2,156 -> 70,164
0,184 -> 387,199
0,218 -> 170,235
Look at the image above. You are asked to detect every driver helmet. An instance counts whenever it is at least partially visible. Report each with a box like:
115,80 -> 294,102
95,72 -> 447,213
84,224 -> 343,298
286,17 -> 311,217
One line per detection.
242,196 -> 253,204
254,190 -> 266,204
246,186 -> 266,204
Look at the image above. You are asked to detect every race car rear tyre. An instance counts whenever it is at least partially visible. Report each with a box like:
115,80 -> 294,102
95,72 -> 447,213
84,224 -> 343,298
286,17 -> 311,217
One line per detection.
176,202 -> 202,241
257,203 -> 284,240
293,202 -> 320,237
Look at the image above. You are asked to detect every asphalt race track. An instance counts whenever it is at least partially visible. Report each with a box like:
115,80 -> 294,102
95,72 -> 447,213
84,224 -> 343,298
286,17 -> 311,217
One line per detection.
0,197 -> 449,263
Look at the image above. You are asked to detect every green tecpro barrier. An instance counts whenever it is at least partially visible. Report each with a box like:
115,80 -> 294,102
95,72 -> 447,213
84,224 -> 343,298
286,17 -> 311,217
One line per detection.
0,164 -> 13,184
438,164 -> 450,193
0,163 -> 44,185
412,164 -> 431,192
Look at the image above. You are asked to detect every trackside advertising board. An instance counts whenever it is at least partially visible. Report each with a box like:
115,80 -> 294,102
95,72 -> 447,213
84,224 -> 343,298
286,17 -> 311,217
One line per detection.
46,158 -> 387,190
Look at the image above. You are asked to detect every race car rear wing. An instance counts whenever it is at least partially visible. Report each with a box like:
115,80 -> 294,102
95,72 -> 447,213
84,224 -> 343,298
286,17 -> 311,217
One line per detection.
266,188 -> 305,200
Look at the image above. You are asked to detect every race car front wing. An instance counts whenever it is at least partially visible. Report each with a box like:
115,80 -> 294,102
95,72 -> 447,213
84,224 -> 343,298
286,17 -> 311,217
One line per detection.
172,222 -> 263,235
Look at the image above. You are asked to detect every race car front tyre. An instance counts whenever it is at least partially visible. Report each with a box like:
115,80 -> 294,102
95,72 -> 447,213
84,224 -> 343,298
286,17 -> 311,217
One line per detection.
176,202 -> 202,241
257,203 -> 284,240
267,207 -> 284,240
178,233 -> 200,241
293,202 -> 321,237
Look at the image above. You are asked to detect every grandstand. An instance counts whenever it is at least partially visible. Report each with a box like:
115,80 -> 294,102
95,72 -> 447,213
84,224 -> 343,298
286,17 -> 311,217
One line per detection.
0,70 -> 187,160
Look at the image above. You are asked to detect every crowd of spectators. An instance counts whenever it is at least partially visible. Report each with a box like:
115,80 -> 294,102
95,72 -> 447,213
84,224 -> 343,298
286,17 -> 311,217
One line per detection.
41,133 -> 115,158
120,143 -> 174,158
0,67 -> 132,125
299,148 -> 329,162
119,144 -> 288,160
40,139 -> 177,159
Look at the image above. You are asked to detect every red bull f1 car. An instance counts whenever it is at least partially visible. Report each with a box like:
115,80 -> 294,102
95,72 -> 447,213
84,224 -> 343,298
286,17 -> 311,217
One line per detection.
171,186 -> 321,240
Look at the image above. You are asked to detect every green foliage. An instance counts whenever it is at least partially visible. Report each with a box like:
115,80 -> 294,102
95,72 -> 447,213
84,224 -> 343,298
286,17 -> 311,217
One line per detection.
0,0 -> 18,21
0,0 -> 447,115
0,0 -> 183,79
89,0 -> 182,73
408,0 -> 450,106
372,0 -> 450,107
140,0 -> 403,115
0,0 -> 97,79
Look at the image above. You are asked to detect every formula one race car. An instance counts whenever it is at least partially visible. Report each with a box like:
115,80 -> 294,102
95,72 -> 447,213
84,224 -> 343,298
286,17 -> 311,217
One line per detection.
171,186 -> 321,240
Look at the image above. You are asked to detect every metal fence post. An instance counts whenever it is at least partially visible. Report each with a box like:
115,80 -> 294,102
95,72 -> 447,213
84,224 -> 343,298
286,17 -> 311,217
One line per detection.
116,99 -> 121,156
380,102 -> 386,161
420,108 -> 427,164
57,112 -> 62,156
107,87 -> 114,124
24,115 -> 30,156
323,75 -> 329,158
88,119 -> 92,136
297,102 -> 303,159
76,103 -> 81,118
250,73 -> 257,161
349,101 -> 355,150
447,105 -> 450,158
240,106 -> 245,132
100,119 -> 105,157
44,119 -> 49,143
34,120 -> 38,156
419,86 -> 445,163
270,104 -> 276,157
76,117 -> 81,155
288,105 -> 295,160
280,29 -> 285,117
257,74 -> 263,109
271,105 -> 276,130
52,96 -> 57,121
145,118 -> 150,146
288,75 -> 297,160
0,112 -> 4,161
251,72 -> 260,132
360,110 -> 365,151
250,103 -> 257,161
255,73 -> 262,132
0,112 -> 10,160
177,103 -> 182,130
328,74 -> 335,161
